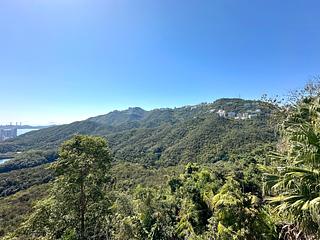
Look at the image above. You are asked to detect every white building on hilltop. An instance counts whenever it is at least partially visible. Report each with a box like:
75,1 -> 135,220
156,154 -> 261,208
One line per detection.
217,109 -> 226,118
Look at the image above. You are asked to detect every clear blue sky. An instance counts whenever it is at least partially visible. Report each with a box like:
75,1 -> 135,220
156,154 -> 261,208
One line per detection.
0,0 -> 319,125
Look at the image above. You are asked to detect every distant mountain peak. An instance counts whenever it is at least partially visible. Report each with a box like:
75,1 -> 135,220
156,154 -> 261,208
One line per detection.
125,107 -> 146,114
88,106 -> 147,126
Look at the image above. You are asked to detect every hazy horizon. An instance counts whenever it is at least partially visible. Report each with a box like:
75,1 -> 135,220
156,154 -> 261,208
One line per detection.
1,0 -> 319,125
0,92 -> 310,126
0,96 -> 275,126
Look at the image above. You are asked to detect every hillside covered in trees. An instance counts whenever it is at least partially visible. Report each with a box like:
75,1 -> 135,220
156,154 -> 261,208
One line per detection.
2,92 -> 320,239
0,98 -> 275,165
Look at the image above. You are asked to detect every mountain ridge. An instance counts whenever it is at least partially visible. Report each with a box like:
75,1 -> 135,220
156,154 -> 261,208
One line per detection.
0,98 -> 276,166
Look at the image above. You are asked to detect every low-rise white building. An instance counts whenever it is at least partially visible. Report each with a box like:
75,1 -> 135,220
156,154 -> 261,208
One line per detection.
217,109 -> 226,118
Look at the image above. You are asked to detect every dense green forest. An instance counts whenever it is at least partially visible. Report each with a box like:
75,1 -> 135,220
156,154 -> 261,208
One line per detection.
1,87 -> 320,239
0,99 -> 275,166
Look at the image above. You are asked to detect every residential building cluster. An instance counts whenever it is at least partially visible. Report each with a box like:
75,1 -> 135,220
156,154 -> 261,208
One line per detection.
215,109 -> 262,120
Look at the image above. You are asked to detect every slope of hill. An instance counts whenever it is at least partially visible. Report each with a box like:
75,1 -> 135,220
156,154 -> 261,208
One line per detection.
0,98 -> 278,238
0,98 -> 276,168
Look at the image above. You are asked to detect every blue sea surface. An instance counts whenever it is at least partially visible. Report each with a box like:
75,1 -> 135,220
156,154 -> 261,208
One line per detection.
17,129 -> 38,136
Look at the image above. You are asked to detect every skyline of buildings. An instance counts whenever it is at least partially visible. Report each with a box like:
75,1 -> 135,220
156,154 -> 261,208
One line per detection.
0,122 -> 22,127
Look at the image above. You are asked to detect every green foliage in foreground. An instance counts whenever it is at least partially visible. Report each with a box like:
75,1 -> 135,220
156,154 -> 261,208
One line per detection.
5,91 -> 320,239
263,96 -> 320,239
17,136 -> 112,240
0,184 -> 49,238
0,162 -> 183,239
11,154 -> 277,239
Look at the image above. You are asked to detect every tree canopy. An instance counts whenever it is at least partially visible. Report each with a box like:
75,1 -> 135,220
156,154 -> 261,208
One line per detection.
18,135 -> 112,240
